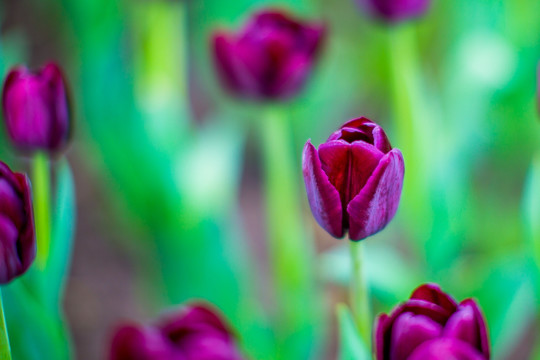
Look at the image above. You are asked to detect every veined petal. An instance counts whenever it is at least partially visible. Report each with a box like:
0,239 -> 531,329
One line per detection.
410,283 -> 458,313
302,141 -> 344,238
446,299 -> 490,358
389,312 -> 443,360
347,149 -> 404,240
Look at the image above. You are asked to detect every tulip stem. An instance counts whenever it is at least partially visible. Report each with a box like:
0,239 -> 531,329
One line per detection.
32,152 -> 52,269
349,240 -> 371,348
0,290 -> 12,360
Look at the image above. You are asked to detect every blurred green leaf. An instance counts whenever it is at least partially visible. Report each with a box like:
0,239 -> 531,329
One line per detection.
337,303 -> 371,360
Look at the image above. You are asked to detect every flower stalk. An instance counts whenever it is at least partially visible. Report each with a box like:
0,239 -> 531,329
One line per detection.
0,291 -> 12,360
33,152 -> 51,269
349,240 -> 371,348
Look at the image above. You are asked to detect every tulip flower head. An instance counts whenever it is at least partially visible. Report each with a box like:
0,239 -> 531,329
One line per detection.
375,283 -> 490,360
356,0 -> 431,23
302,118 -> 404,241
0,161 -> 36,283
2,63 -> 71,154
212,9 -> 325,101
110,303 -> 244,360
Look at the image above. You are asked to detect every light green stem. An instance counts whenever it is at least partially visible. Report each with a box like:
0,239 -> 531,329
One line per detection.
0,291 -> 12,360
349,240 -> 371,348
260,106 -> 316,358
32,152 -> 51,269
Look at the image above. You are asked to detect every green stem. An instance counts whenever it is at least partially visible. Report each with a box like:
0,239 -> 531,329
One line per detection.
349,240 -> 371,348
0,291 -> 12,360
32,152 -> 51,269
260,106 -> 317,359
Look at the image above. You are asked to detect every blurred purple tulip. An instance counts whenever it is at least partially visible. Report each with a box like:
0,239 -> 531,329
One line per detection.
375,283 -> 490,360
356,0 -> 431,23
2,63 -> 71,154
110,303 -> 244,360
0,161 -> 35,283
302,118 -> 404,241
211,9 -> 325,101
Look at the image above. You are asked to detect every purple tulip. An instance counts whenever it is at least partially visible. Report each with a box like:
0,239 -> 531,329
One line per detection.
110,303 -> 244,360
2,63 -> 71,154
0,161 -> 36,283
375,283 -> 490,360
212,9 -> 325,101
302,118 -> 404,241
356,0 -> 431,23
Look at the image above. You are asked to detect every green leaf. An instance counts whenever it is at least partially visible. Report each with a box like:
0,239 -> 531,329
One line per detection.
45,159 -> 76,309
337,304 -> 371,360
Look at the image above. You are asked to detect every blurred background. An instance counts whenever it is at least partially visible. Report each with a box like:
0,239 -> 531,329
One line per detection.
1,0 -> 540,359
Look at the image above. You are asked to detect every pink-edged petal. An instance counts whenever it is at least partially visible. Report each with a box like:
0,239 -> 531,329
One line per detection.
408,338 -> 486,360
347,149 -> 404,241
389,312 -> 443,360
446,299 -> 490,358
410,283 -> 458,313
302,141 -> 343,238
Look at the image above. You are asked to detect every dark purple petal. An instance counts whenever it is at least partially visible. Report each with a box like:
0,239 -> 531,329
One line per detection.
302,141 -> 344,238
0,161 -> 35,284
408,338 -> 486,360
375,313 -> 390,360
410,283 -> 458,313
1,63 -> 71,154
444,299 -> 490,358
109,324 -> 178,360
347,149 -> 404,240
357,0 -> 431,23
211,9 -> 325,100
389,312 -> 443,360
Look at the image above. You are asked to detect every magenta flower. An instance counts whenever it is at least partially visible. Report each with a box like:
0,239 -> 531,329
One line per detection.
110,303 -> 244,360
302,118 -> 404,241
0,161 -> 35,283
212,9 -> 325,101
356,0 -> 431,23
2,63 -> 71,154
375,284 -> 490,360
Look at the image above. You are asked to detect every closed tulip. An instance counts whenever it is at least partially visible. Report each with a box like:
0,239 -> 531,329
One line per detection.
2,63 -> 71,154
375,283 -> 490,360
110,303 -> 244,360
302,117 -> 404,241
212,9 -> 325,101
0,161 -> 36,283
356,0 -> 431,23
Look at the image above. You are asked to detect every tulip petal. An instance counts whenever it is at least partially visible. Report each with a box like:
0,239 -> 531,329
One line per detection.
444,299 -> 490,358
14,172 -> 36,274
347,149 -> 404,240
41,63 -> 70,151
302,140 -> 344,238
408,338 -> 485,360
110,324 -> 178,360
389,312 -> 443,360
0,215 -> 21,284
410,283 -> 458,313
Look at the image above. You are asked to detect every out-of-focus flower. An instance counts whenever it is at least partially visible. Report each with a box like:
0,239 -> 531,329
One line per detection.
110,303 -> 244,360
356,0 -> 431,23
0,161 -> 35,283
212,9 -> 325,101
302,117 -> 404,241
2,63 -> 71,154
375,283 -> 490,360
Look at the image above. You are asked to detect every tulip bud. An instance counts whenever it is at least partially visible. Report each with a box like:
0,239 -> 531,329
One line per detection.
110,303 -> 244,360
302,118 -> 404,241
0,161 -> 36,283
212,9 -> 325,101
356,0 -> 431,23
2,63 -> 71,154
375,283 -> 490,360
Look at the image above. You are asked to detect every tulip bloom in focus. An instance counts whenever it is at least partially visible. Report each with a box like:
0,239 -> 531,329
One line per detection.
302,118 -> 404,241
356,0 -> 431,23
0,161 -> 36,283
212,9 -> 325,101
110,303 -> 244,360
375,283 -> 490,360
2,63 -> 71,154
